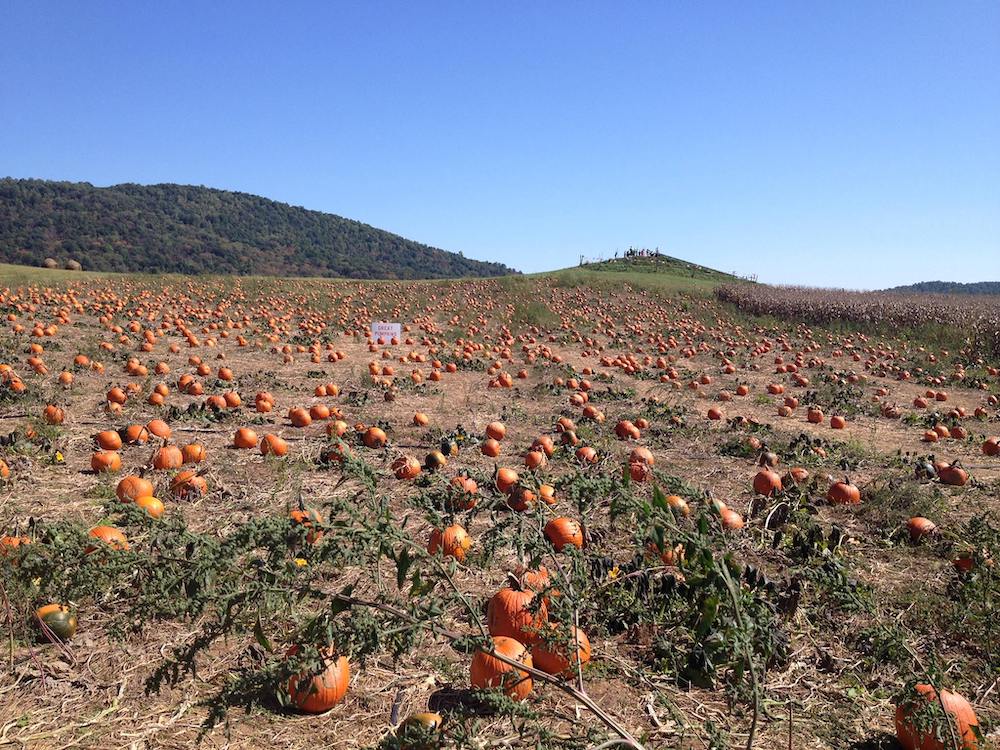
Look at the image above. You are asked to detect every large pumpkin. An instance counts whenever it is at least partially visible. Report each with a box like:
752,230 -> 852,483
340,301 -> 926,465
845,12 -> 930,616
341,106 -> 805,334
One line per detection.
285,645 -> 350,713
895,683 -> 979,750
470,636 -> 533,700
487,587 -> 547,643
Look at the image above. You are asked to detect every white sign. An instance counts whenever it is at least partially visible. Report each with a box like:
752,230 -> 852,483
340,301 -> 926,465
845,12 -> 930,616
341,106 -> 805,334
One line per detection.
370,321 -> 402,344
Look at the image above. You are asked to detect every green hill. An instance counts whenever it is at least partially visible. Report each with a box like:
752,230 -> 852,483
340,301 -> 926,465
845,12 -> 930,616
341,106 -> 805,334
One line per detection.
0,178 -> 516,279
885,280 -> 1000,296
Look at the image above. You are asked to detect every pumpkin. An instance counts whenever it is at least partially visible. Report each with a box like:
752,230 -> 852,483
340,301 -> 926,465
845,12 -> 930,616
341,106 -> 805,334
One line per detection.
91,450 -> 122,473
182,443 -> 207,463
362,426 -> 387,448
783,467 -> 810,485
496,467 -> 519,494
0,534 -> 30,557
43,404 -> 65,424
470,636 -> 533,700
36,604 -> 77,641
907,517 -> 936,542
95,430 -> 122,450
124,424 -> 150,444
830,415 -> 847,429
117,475 -> 154,503
412,412 -> 429,427
153,445 -> 184,470
481,438 -> 501,458
289,407 -> 312,427
260,434 -> 289,457
233,427 -> 258,449
86,525 -> 128,551
285,645 -> 350,713
938,463 -> 969,487
170,470 -> 208,498
983,438 -> 1000,457
543,517 -> 584,551
895,683 -> 979,750
424,450 -> 447,471
531,625 -> 591,677
486,421 -> 507,441
666,494 -> 690,516
397,712 -> 444,749
487,587 -> 547,643
135,495 -> 164,518
752,468 -> 782,497
427,524 -> 471,561
146,419 -> 171,439
827,479 -> 861,505
289,507 -> 324,544
720,508 -> 744,530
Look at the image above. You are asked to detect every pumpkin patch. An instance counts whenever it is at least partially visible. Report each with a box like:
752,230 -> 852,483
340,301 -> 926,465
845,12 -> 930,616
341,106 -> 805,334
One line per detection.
0,270 -> 997,749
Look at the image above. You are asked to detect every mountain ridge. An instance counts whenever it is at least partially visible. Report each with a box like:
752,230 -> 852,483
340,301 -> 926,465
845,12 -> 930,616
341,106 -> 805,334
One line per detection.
884,280 -> 1000,295
0,178 -> 517,279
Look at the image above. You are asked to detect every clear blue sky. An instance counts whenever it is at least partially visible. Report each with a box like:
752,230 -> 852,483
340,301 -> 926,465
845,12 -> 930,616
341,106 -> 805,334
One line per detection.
1,2 -> 997,287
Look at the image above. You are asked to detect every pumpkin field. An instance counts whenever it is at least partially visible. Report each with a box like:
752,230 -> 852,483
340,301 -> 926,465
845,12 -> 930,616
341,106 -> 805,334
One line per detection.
0,263 -> 998,750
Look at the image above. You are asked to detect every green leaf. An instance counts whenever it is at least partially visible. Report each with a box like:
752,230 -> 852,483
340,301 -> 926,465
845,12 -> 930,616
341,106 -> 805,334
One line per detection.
396,548 -> 412,589
253,613 -> 273,653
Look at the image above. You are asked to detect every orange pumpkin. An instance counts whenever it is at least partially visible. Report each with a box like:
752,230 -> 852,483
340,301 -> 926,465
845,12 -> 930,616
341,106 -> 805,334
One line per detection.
285,645 -> 350,713
470,636 -> 533,700
543,517 -> 584,551
487,587 -> 547,643
116,475 -> 154,502
135,495 -> 164,518
153,445 -> 184,470
895,683 -> 979,750
86,525 -> 128,551
233,427 -> 258,449
531,625 -> 591,677
260,434 -> 289,457
91,450 -> 122,473
427,525 -> 471,561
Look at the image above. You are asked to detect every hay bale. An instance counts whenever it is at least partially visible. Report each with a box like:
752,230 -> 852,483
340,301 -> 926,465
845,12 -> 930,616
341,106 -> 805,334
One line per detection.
65,259 -> 82,271
42,258 -> 58,269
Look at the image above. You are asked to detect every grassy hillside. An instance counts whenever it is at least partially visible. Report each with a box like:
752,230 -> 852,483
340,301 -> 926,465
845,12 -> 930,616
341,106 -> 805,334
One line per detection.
539,255 -> 741,295
0,178 -> 516,279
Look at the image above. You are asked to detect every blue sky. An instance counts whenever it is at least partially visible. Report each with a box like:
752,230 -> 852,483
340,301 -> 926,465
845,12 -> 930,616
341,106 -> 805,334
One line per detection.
1,2 -> 997,286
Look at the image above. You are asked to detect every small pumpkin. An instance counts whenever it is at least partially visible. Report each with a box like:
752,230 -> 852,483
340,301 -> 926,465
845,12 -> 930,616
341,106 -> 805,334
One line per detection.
117,475 -> 154,503
233,427 -> 259,449
135,495 -> 165,518
531,624 -> 591,677
752,468 -> 782,497
36,604 -> 77,641
86,525 -> 129,551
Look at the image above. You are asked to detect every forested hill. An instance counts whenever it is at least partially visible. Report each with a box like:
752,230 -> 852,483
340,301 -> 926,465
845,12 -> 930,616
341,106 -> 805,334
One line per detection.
0,179 -> 517,279
885,280 -> 1000,295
